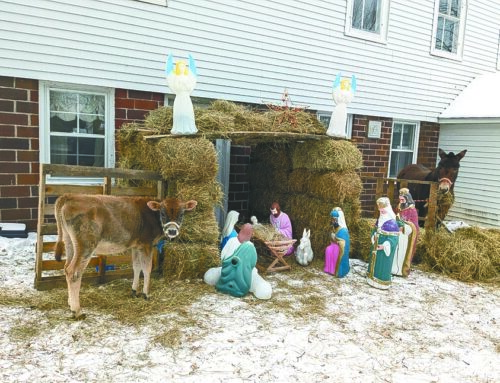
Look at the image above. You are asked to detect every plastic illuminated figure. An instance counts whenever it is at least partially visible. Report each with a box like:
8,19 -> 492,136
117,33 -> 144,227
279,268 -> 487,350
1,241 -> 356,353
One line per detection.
204,224 -> 272,300
392,188 -> 419,277
326,73 -> 356,138
366,197 -> 400,289
165,53 -> 198,135
324,207 -> 350,277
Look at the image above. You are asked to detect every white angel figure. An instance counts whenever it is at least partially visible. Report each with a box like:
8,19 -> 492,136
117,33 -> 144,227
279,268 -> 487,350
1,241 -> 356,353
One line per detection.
165,54 -> 198,135
326,73 -> 357,138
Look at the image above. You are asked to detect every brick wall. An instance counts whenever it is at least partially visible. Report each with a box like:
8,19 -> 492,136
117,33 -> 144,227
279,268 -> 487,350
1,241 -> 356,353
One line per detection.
115,89 -> 164,161
0,79 -> 164,231
351,115 -> 394,217
227,145 -> 251,221
351,116 -> 441,218
115,89 -> 164,130
417,121 -> 440,168
0,76 -> 39,230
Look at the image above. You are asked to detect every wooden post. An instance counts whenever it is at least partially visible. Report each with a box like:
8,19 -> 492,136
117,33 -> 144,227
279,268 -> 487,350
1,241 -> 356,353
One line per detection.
103,176 -> 111,195
98,255 -> 107,284
35,164 -> 47,283
387,180 -> 395,206
374,179 -> 385,217
425,183 -> 438,231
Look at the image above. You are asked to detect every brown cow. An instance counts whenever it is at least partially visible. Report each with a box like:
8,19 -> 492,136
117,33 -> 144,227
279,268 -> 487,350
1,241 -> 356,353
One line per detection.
54,194 -> 197,319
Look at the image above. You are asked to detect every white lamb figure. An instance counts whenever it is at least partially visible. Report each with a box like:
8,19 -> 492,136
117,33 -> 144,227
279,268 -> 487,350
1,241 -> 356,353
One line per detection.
295,228 -> 313,266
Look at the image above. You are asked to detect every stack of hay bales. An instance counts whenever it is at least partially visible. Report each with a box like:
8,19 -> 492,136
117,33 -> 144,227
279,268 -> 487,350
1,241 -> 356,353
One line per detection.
118,100 -> 363,276
118,129 -> 222,280
419,227 -> 500,283
249,139 -> 364,260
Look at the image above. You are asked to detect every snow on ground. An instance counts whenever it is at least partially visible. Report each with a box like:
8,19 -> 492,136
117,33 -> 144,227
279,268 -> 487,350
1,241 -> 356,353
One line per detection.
0,233 -> 499,383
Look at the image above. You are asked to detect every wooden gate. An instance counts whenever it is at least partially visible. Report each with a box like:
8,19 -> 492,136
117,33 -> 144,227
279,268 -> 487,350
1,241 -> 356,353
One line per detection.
367,177 -> 438,230
35,164 -> 165,291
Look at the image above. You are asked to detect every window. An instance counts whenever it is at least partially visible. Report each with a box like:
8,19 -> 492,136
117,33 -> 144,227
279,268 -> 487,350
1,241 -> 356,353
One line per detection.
388,121 -> 419,178
39,82 -> 115,183
317,112 -> 353,139
345,0 -> 390,44
431,0 -> 467,60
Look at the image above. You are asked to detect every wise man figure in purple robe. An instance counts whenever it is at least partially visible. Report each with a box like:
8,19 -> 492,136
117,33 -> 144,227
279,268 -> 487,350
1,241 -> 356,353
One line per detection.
269,201 -> 294,256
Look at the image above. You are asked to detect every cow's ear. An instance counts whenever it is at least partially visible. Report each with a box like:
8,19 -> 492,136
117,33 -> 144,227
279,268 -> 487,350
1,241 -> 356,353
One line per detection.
184,200 -> 197,211
147,201 -> 161,211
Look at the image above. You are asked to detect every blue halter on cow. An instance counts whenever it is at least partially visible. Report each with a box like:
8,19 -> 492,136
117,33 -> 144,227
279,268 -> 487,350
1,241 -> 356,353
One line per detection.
397,148 -> 467,226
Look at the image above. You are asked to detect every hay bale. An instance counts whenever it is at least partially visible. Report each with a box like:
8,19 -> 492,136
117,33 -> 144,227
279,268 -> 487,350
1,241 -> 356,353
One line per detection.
176,207 -> 219,244
117,123 -> 151,170
289,170 -> 362,203
292,140 -> 363,172
121,100 -> 329,139
421,227 -> 500,283
262,109 -> 326,133
144,106 -> 173,133
146,137 -> 218,184
249,163 -> 289,194
251,143 -> 294,171
174,179 -> 223,209
194,110 -> 235,133
286,195 -> 361,258
161,243 -> 220,280
349,218 -> 376,262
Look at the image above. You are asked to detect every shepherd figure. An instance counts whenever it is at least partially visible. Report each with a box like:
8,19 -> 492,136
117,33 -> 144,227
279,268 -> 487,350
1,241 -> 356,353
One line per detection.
366,197 -> 400,289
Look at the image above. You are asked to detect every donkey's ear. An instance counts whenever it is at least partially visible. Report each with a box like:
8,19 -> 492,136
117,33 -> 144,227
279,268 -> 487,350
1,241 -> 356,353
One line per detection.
438,148 -> 446,159
457,149 -> 467,160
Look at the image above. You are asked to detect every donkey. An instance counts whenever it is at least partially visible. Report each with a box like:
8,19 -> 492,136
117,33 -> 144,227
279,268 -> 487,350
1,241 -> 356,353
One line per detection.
398,148 -> 467,225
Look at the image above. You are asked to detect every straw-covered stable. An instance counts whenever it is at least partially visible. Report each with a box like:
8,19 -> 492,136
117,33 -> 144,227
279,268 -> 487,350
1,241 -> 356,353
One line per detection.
118,100 -> 499,285
118,100 -> 364,279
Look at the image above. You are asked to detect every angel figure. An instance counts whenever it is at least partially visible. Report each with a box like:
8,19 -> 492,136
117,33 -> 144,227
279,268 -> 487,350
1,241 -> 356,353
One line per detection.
165,53 -> 198,134
326,73 -> 356,138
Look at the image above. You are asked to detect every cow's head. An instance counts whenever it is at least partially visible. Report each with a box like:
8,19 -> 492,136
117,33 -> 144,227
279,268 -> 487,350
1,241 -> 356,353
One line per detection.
147,197 -> 197,239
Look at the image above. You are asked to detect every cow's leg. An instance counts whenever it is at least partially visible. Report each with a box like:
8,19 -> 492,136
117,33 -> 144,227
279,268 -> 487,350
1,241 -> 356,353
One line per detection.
131,248 -> 142,297
140,245 -> 154,300
64,237 -> 94,319
63,232 -> 75,309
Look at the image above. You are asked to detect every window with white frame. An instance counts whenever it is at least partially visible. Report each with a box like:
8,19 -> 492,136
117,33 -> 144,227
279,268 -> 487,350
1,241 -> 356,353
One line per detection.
388,121 -> 419,178
39,82 -> 115,182
345,0 -> 390,44
431,0 -> 467,59
317,112 -> 353,139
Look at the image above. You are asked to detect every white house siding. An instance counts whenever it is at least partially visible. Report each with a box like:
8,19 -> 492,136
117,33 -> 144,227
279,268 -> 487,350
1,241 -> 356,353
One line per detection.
0,0 -> 499,122
438,123 -> 500,228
